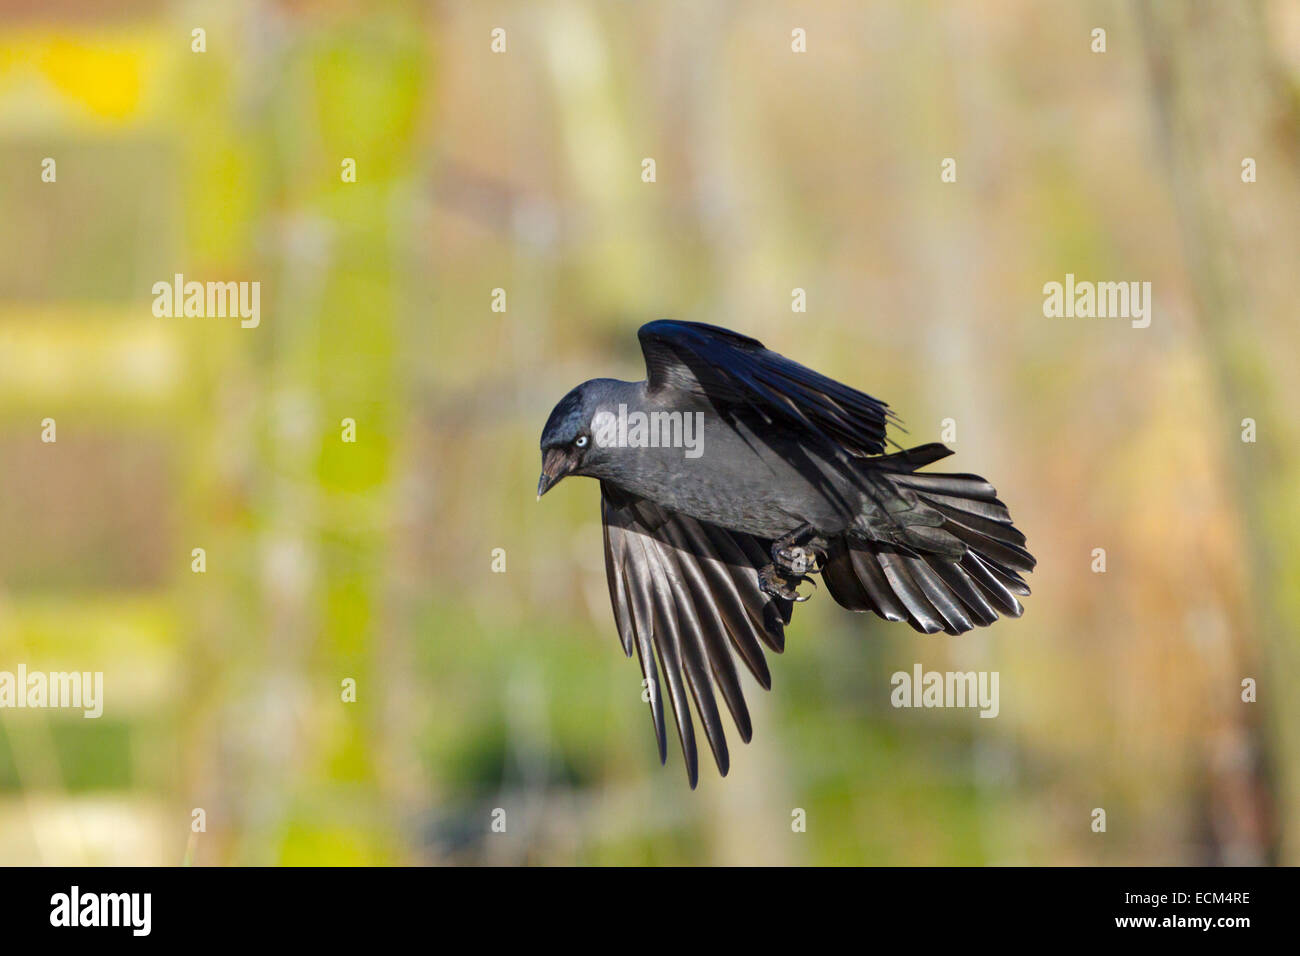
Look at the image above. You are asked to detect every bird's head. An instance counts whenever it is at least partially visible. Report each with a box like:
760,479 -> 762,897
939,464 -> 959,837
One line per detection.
538,379 -> 619,498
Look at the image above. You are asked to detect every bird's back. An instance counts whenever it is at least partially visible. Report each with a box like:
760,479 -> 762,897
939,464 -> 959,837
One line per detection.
598,392 -> 866,539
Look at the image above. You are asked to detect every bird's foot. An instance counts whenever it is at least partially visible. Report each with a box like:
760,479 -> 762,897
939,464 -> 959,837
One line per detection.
759,564 -> 816,603
774,543 -> 824,576
763,525 -> 826,599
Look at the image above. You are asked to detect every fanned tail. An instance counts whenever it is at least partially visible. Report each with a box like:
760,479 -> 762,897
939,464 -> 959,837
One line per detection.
821,443 -> 1036,634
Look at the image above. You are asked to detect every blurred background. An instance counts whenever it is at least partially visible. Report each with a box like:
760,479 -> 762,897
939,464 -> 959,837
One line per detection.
1,0 -> 1298,865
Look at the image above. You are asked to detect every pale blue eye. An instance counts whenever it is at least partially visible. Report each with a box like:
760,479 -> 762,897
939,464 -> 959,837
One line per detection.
575,435 -> 589,448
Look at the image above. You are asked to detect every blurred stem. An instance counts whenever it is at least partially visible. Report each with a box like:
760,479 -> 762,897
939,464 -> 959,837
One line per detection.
1137,0 -> 1300,863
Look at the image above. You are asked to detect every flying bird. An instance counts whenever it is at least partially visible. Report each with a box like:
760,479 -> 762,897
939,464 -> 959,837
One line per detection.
538,320 -> 1034,787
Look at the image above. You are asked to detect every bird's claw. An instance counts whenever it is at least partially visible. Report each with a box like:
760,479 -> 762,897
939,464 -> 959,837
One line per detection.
759,565 -> 816,602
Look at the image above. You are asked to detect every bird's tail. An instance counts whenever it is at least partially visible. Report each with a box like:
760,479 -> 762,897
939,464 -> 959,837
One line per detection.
820,443 -> 1036,634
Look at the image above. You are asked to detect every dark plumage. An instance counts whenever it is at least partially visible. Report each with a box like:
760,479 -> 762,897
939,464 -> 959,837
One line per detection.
539,320 -> 1035,786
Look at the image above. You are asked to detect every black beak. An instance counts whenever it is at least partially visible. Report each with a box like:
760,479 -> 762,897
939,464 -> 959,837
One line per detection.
537,447 -> 572,499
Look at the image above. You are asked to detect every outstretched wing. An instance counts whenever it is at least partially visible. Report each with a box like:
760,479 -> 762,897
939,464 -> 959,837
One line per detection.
600,483 -> 794,787
638,319 -> 903,456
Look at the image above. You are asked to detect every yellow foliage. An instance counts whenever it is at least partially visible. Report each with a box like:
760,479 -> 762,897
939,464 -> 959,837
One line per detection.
0,29 -> 168,126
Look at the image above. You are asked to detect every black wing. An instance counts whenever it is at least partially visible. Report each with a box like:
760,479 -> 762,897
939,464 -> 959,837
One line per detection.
600,483 -> 794,787
638,319 -> 903,456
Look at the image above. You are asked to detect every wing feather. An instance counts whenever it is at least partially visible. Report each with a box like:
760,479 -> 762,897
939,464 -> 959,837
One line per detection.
638,320 -> 901,456
636,534 -> 700,786
600,484 -> 794,786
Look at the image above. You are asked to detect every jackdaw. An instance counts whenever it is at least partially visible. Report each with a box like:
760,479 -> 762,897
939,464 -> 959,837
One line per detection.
539,320 -> 1034,786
